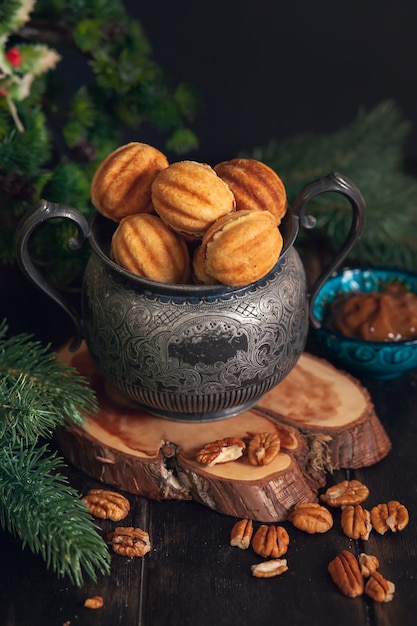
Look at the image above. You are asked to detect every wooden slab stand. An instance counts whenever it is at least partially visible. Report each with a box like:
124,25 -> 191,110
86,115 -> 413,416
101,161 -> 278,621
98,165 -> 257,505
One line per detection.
56,346 -> 391,522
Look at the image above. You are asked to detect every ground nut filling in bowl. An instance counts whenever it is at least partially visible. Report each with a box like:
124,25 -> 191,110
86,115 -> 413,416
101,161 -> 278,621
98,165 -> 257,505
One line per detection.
312,267 -> 417,379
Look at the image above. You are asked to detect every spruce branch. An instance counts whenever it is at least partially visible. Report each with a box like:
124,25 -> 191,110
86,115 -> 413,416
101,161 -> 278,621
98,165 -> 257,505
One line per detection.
249,100 -> 417,270
0,320 -> 97,446
0,321 -> 111,586
0,442 -> 111,586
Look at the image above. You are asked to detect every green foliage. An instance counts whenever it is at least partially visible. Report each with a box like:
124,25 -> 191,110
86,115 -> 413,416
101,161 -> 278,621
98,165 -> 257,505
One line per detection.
0,0 -> 23,38
0,324 -> 96,444
0,0 -> 199,284
0,321 -> 111,585
0,443 -> 110,586
64,0 -> 125,22
0,105 -> 51,176
249,101 -> 417,270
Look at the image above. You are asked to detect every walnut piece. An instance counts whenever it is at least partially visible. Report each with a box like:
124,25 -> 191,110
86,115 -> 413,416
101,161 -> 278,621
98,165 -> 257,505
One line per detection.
230,518 -> 253,549
328,550 -> 364,598
365,571 -> 395,602
251,558 -> 288,578
83,596 -> 104,609
341,504 -> 372,541
247,432 -> 280,466
359,553 -> 380,578
82,489 -> 130,522
251,525 -> 290,558
106,526 -> 151,557
370,500 -> 409,534
287,502 -> 333,534
196,437 -> 246,467
320,479 -> 369,508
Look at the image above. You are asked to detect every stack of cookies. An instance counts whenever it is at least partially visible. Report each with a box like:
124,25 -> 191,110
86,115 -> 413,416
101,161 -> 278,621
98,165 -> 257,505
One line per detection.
91,142 -> 288,287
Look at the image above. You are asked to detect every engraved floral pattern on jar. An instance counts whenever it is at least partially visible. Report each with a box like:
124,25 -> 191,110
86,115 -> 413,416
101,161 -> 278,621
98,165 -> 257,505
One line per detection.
83,245 -> 308,418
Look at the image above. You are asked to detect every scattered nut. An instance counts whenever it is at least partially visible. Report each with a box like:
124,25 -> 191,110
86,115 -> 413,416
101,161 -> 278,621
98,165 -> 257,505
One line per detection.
196,437 -> 246,467
341,504 -> 372,541
370,500 -> 409,534
320,479 -> 369,507
364,571 -> 395,603
251,558 -> 288,578
230,518 -> 253,549
82,489 -> 130,522
106,526 -> 151,557
251,525 -> 290,558
287,502 -> 333,534
328,550 -> 364,598
83,596 -> 104,609
359,553 -> 380,578
247,432 -> 280,466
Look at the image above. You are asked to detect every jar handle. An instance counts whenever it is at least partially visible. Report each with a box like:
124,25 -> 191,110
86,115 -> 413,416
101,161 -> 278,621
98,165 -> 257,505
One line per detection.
292,171 -> 366,329
14,199 -> 90,350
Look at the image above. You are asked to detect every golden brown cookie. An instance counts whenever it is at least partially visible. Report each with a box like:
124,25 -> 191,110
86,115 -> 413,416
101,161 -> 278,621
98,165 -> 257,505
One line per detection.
111,213 -> 190,284
91,142 -> 169,221
214,158 -> 287,224
151,160 -> 235,238
192,244 -> 219,285
196,209 -> 283,287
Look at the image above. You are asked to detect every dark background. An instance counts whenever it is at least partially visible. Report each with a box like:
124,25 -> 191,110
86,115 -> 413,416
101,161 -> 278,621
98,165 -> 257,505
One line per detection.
5,0 -> 417,344
124,0 -> 417,164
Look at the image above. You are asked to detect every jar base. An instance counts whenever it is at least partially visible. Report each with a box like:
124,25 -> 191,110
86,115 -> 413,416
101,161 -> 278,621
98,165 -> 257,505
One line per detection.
138,397 -> 261,422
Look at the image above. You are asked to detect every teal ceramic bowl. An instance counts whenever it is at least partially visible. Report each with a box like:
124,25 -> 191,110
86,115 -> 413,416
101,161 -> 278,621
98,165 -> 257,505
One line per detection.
311,267 -> 417,380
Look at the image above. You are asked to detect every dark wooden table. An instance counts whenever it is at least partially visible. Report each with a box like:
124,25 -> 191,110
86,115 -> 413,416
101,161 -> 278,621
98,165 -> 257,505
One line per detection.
1,336 -> 416,626
0,273 -> 415,625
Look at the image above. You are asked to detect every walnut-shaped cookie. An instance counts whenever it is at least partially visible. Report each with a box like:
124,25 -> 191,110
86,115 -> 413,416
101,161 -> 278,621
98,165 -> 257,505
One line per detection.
91,142 -> 169,221
151,160 -> 235,239
111,213 -> 190,284
215,158 -> 287,224
193,209 -> 283,287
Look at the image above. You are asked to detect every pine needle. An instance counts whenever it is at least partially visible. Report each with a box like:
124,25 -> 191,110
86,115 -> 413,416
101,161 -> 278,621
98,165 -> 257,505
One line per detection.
249,100 -> 417,270
0,322 -> 110,586
0,442 -> 111,586
0,320 -> 97,446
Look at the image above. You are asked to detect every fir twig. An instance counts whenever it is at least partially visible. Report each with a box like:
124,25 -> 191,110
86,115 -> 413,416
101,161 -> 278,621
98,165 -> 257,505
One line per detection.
249,100 -> 417,270
0,442 -> 111,586
0,320 -> 97,446
0,321 -> 110,586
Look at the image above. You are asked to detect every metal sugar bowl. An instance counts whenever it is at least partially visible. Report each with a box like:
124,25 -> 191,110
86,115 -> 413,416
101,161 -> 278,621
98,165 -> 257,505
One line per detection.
15,172 -> 365,422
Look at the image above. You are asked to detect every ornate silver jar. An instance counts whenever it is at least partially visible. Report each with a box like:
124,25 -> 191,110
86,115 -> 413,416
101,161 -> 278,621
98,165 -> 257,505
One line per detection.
15,172 -> 365,421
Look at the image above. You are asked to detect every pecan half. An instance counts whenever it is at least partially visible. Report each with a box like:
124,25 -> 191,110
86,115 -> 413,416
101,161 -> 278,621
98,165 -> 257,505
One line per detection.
230,518 -> 253,549
247,432 -> 280,466
106,526 -> 151,557
328,550 -> 364,598
196,437 -> 246,467
364,571 -> 395,602
370,500 -> 409,534
359,553 -> 380,578
341,504 -> 372,541
82,489 -> 130,522
251,525 -> 290,558
287,502 -> 333,534
273,423 -> 298,450
84,596 -> 104,609
320,479 -> 369,508
251,558 -> 288,578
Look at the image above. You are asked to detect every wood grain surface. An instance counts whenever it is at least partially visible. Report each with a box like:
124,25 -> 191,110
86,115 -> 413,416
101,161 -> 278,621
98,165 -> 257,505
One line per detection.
1,366 -> 416,626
